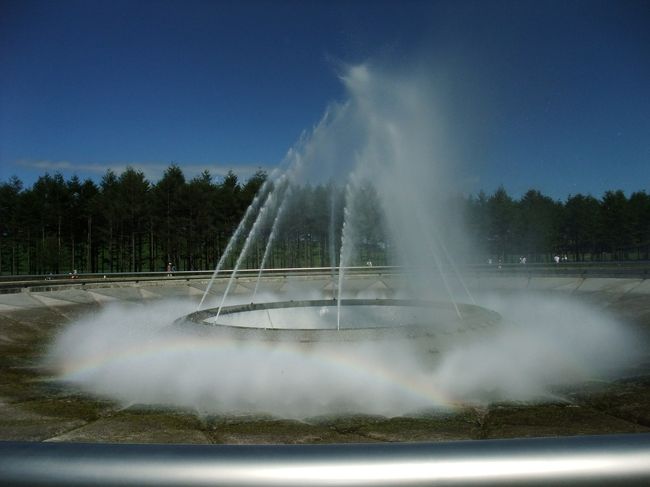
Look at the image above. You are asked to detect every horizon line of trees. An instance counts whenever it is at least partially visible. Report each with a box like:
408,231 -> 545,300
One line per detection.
465,187 -> 650,264
1,165 -> 649,276
0,165 -> 266,276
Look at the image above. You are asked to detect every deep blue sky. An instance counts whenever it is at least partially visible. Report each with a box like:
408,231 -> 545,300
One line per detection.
1,0 -> 649,199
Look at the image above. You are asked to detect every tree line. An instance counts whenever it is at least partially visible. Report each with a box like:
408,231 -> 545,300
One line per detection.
465,187 -> 650,264
0,165 -> 649,276
0,165 -> 265,275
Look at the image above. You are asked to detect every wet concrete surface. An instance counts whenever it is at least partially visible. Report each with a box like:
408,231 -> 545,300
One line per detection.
1,274 -> 650,444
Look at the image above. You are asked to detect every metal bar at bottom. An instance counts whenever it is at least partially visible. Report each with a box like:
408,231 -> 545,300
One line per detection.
1,434 -> 650,486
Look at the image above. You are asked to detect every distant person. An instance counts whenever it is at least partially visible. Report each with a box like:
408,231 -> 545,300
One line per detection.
166,262 -> 172,277
554,255 -> 560,264
522,257 -> 527,265
487,258 -> 493,265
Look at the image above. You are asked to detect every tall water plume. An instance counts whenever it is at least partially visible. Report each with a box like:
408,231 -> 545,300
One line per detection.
283,62 -> 472,301
199,61 -> 470,297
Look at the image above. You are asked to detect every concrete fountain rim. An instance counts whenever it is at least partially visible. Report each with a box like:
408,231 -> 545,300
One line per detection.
175,298 -> 502,343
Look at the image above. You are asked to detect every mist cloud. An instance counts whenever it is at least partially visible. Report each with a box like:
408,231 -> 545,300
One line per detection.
44,292 -> 641,418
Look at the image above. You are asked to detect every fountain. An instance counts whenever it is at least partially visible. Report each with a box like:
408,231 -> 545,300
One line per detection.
43,62 -> 643,420
190,63 -> 479,336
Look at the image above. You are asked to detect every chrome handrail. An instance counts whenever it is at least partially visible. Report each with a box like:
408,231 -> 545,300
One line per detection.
1,434 -> 650,486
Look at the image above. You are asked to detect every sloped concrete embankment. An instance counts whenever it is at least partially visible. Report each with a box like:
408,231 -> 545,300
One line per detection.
0,272 -> 649,443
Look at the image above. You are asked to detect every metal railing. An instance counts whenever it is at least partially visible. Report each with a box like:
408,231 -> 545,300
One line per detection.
1,434 -> 650,486
1,262 -> 649,295
0,266 -> 397,294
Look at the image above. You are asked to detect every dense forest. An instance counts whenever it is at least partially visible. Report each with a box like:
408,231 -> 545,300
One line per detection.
0,165 -> 649,276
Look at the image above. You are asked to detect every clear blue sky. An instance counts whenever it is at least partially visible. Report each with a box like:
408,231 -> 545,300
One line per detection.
1,0 -> 649,199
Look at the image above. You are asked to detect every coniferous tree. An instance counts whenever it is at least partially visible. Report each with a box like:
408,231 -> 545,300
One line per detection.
599,190 -> 631,260
78,178 -> 100,272
152,164 -> 186,270
562,194 -> 600,261
185,170 -> 218,270
514,190 -> 562,262
628,191 -> 650,259
118,167 -> 149,271
0,177 -> 23,274
98,170 -> 120,272
486,186 -> 515,262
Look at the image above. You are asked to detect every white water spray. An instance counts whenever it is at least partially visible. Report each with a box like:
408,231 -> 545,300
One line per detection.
214,180 -> 286,321
253,182 -> 293,297
198,177 -> 275,310
46,291 -> 642,418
